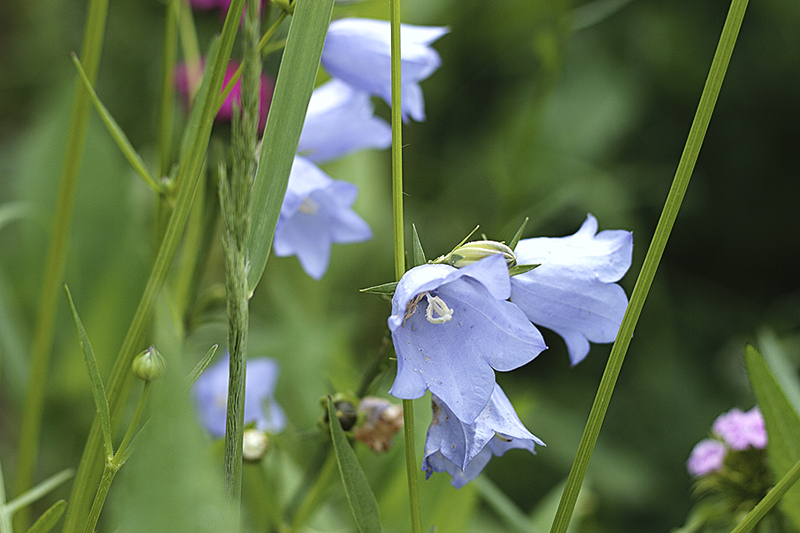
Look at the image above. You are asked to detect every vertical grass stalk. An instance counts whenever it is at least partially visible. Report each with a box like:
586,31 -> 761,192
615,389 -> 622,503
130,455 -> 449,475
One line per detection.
13,0 -> 109,529
548,0 -> 750,531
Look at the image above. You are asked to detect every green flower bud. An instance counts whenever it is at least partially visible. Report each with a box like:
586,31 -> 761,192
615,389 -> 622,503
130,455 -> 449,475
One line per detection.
132,345 -> 166,381
439,240 -> 517,269
320,393 -> 359,432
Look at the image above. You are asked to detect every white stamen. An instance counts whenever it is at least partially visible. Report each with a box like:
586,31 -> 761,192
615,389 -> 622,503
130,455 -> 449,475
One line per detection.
425,293 -> 454,324
299,197 -> 319,214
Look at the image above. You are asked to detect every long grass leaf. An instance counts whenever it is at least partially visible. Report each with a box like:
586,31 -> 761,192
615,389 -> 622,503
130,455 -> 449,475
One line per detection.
25,500 -> 67,533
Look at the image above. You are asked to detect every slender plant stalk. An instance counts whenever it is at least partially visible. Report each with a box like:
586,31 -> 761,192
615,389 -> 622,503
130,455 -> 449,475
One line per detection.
388,0 -> 422,532
548,0 -> 750,531
61,2 -> 247,529
156,0 -> 180,178
221,0 -> 260,510
13,0 -> 109,529
287,452 -> 337,533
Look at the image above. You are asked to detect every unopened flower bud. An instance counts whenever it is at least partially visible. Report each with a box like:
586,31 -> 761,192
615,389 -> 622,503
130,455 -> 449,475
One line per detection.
243,429 -> 269,462
439,240 -> 517,269
320,394 -> 359,431
132,345 -> 166,381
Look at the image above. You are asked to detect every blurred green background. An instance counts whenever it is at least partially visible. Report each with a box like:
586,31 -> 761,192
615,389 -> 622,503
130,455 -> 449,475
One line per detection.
1,0 -> 799,531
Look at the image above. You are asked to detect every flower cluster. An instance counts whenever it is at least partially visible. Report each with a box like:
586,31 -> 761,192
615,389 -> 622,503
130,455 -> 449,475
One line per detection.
687,406 -> 767,476
389,215 -> 633,486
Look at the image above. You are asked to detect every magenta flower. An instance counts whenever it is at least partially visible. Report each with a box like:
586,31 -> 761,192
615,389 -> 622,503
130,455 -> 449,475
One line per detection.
273,156 -> 372,279
321,18 -> 448,122
193,354 -> 287,438
712,407 -> 767,451
175,59 -> 274,132
510,215 -> 633,365
422,384 -> 544,488
388,254 -> 547,424
687,438 -> 727,476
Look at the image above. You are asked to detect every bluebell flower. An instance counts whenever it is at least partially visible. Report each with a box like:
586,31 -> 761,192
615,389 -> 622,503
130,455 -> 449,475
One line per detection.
422,384 -> 544,488
321,18 -> 448,122
273,156 -> 372,279
510,215 -> 633,365
193,354 -> 287,438
297,79 -> 392,164
388,254 -> 547,424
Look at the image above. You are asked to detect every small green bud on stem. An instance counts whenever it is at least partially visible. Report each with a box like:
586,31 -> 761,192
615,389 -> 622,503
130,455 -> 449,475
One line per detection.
132,345 -> 166,381
438,240 -> 517,269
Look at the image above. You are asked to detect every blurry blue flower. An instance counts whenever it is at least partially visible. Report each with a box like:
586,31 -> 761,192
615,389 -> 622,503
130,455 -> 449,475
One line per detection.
713,407 -> 767,451
297,79 -> 392,164
193,355 -> 287,438
510,214 -> 633,365
687,438 -> 727,476
422,384 -> 544,488
321,18 -> 448,122
273,156 -> 372,279
388,254 -> 547,424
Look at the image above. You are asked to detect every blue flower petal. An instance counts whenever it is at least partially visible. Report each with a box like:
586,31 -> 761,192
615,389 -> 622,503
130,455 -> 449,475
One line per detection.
321,18 -> 448,122
389,254 -> 547,423
422,385 -> 543,488
273,157 -> 372,280
297,79 -> 392,163
510,215 -> 632,365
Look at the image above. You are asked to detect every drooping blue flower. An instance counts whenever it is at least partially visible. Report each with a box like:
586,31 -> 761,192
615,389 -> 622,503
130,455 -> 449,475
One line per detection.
193,354 -> 287,438
297,79 -> 392,164
422,384 -> 544,488
388,254 -> 547,424
321,18 -> 448,122
510,215 -> 633,365
273,156 -> 372,279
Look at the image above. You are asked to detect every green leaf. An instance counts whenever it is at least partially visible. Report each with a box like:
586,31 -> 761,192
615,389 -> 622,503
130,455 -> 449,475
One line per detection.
3,469 -> 74,517
70,53 -> 161,193
508,217 -> 529,251
744,344 -> 800,529
412,224 -> 427,267
509,264 -> 540,277
64,284 -> 113,459
359,281 -> 398,296
246,0 -> 336,297
188,344 -> 219,386
327,397 -> 383,533
25,500 -> 66,533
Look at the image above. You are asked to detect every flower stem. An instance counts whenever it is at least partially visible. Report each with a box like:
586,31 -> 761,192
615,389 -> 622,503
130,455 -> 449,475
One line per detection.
388,1 -> 422,532
548,0 -> 750,532
287,452 -> 337,533
13,0 -> 109,529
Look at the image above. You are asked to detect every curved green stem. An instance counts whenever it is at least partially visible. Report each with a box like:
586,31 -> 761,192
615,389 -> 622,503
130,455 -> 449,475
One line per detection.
548,0 -> 750,531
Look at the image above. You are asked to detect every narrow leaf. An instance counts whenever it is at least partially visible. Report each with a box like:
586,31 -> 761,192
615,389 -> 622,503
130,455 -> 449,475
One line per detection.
188,344 -> 219,386
327,397 -> 383,533
246,0 -> 337,297
509,264 -> 540,277
3,470 -> 74,516
411,224 -> 427,267
70,53 -> 161,193
25,500 -> 66,533
508,217 -> 529,251
744,344 -> 800,529
64,284 -> 113,459
359,281 -> 398,296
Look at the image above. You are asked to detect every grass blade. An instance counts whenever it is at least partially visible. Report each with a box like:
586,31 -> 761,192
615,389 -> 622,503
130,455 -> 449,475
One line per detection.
25,500 -> 67,533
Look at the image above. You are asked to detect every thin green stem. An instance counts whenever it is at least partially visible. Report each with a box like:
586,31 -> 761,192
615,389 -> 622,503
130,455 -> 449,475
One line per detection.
13,0 -> 109,529
548,0 -> 750,531
389,0 -> 421,531
287,452 -> 337,533
729,457 -> 800,533
115,381 -> 151,461
156,0 -> 180,178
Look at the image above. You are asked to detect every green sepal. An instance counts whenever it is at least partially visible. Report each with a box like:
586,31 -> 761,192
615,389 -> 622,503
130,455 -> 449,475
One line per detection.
70,53 -> 161,194
744,344 -> 800,529
411,224 -> 427,267
25,500 -> 66,533
508,217 -> 529,251
359,281 -> 398,296
188,344 -> 219,386
64,284 -> 113,459
509,264 -> 540,277
432,226 -> 480,264
327,396 -> 383,533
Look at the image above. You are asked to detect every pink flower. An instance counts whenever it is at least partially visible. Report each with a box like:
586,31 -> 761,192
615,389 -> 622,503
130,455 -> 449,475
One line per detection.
175,59 -> 275,132
712,407 -> 767,451
687,438 -> 727,476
